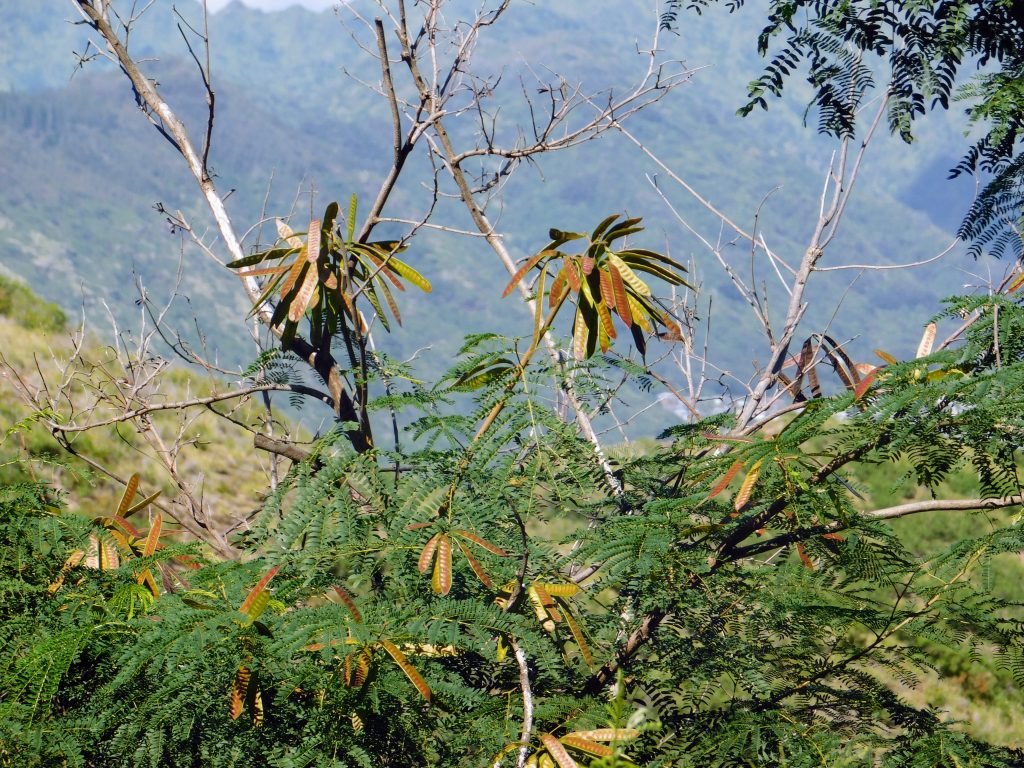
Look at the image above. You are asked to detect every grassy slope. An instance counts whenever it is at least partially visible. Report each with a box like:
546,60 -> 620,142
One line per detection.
854,460 -> 1024,746
0,276 -> 278,541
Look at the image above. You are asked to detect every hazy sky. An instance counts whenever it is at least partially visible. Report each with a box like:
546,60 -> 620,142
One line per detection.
206,0 -> 337,11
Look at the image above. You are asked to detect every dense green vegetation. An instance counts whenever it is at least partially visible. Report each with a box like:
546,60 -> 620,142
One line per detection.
4,1 -> 1024,766
3,288 -> 1024,765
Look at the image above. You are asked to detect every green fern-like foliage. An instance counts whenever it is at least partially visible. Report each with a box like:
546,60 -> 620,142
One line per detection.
4,296 -> 1024,765
663,0 -> 1024,258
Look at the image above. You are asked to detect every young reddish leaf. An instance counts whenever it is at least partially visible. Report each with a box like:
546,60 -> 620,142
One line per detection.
277,253 -> 307,302
502,250 -> 551,298
451,529 -> 509,556
305,220 -> 321,263
288,262 -> 319,323
549,268 -> 569,308
821,532 -> 845,541
364,251 -> 406,291
48,550 -> 86,594
138,568 -> 160,598
854,367 -> 880,401
540,733 -> 578,768
527,585 -> 556,632
598,266 -> 615,309
229,666 -> 250,720
701,433 -> 754,444
560,604 -> 593,668
658,313 -> 684,341
107,514 -> 142,539
874,348 -> 899,365
596,299 -> 617,341
531,264 -> 549,348
916,322 -> 937,359
734,458 -> 763,512
234,264 -> 293,278
331,585 -> 363,622
226,246 -> 295,269
609,265 -> 632,327
276,218 -> 305,248
455,539 -> 494,589
627,294 -> 652,333
354,650 -> 372,687
406,521 -> 434,531
240,566 -> 280,614
85,534 -> 120,570
597,317 -> 611,353
532,584 -> 562,622
608,254 -> 651,296
796,542 -> 815,570
559,735 -> 613,758
807,360 -> 821,398
142,513 -> 162,557
418,533 -> 441,575
379,639 -> 432,701
377,278 -> 403,326
581,256 -> 595,275
709,460 -> 743,499
432,535 -> 452,595
342,651 -> 354,686
117,474 -> 140,517
564,256 -> 582,293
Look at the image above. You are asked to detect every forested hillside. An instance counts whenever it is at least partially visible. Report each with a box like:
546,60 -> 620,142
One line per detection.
0,0 -> 981,392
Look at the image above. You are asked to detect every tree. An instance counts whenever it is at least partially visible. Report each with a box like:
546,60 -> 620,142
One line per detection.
662,0 -> 1024,258
2,1 -> 1024,766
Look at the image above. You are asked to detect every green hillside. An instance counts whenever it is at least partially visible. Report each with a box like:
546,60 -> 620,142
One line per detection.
0,0 -> 988,418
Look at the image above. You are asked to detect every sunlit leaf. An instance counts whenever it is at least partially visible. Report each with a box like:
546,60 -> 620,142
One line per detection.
240,566 -> 280,614
854,367 -> 880,400
379,639 -> 432,701
532,584 -> 562,622
418,532 -> 441,575
455,538 -> 494,589
609,265 -> 632,327
384,255 -> 432,293
709,460 -> 744,499
330,585 -> 363,622
542,583 -> 579,598
559,735 -> 612,758
451,529 -> 509,556
229,666 -> 250,720
503,249 -> 553,297
570,729 -> 640,741
540,734 -> 578,768
432,534 -> 452,595
560,604 -> 593,668
916,322 -> 937,358
608,254 -> 651,296
734,458 -> 764,512
116,474 -> 140,517
124,490 -> 162,518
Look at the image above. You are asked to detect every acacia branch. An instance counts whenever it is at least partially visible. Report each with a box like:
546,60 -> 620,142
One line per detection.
72,0 -> 371,452
865,495 -> 1024,520
47,383 -> 299,433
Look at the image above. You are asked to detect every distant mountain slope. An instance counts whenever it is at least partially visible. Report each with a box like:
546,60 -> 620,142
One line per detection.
0,0 -> 989,410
